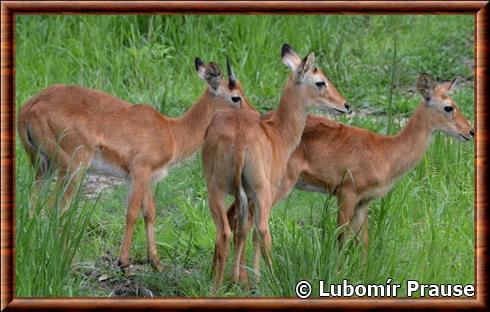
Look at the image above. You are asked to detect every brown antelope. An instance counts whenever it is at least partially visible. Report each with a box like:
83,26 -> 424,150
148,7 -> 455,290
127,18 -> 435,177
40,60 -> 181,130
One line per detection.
18,58 -> 251,273
202,44 -> 349,294
228,73 -> 474,281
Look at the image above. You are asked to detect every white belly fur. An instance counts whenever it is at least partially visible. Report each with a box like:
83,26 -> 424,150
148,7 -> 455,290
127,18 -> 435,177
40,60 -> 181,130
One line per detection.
89,155 -> 128,179
89,155 -> 172,183
152,165 -> 169,183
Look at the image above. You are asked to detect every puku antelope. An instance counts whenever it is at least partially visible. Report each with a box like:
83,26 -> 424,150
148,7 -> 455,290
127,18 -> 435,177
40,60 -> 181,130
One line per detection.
228,73 -> 474,280
18,58 -> 251,272
202,44 -> 349,294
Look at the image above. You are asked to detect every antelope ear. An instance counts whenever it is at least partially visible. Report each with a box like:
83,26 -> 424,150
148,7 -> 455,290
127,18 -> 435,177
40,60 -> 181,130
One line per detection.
417,73 -> 435,103
281,43 -> 301,71
195,57 -> 206,80
300,52 -> 315,75
204,62 -> 222,90
440,77 -> 458,94
294,52 -> 315,82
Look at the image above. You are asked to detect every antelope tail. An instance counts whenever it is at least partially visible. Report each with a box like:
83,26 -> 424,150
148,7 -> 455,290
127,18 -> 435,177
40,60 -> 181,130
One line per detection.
233,146 -> 248,227
19,120 -> 50,178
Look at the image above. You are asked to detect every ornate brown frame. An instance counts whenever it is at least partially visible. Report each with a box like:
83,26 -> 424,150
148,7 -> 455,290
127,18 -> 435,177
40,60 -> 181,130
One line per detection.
1,1 -> 488,310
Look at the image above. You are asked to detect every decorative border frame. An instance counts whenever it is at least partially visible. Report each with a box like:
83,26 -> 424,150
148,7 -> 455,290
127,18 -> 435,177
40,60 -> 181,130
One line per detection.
1,1 -> 488,310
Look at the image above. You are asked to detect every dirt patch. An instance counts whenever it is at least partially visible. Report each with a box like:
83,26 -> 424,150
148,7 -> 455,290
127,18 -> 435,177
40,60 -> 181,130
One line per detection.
77,252 -> 155,297
107,279 -> 155,297
83,174 -> 125,199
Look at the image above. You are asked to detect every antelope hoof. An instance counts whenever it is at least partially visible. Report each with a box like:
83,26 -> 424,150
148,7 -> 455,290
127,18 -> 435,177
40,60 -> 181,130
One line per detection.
117,260 -> 135,277
240,274 -> 250,290
235,277 -> 251,291
150,259 -> 164,273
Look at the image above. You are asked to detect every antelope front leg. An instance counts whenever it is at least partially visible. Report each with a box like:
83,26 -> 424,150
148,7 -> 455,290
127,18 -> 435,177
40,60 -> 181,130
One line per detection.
142,188 -> 163,272
118,168 -> 150,274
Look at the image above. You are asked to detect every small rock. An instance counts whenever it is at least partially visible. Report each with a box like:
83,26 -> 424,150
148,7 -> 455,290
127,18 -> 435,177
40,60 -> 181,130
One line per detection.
98,274 -> 109,282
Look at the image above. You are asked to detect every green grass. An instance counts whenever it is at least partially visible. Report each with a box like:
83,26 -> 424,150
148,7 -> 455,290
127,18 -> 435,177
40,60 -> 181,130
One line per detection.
15,15 -> 474,297
15,153 -> 98,297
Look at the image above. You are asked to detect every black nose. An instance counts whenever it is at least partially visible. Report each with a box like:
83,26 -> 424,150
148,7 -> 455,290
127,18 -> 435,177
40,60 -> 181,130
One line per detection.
470,129 -> 474,137
344,103 -> 350,111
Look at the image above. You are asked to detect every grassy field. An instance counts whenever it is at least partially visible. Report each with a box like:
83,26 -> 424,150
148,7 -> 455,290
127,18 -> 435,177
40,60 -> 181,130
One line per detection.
15,15 -> 474,297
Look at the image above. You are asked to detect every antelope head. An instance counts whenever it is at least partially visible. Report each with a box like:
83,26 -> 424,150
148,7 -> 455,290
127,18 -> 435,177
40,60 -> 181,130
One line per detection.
281,43 -> 350,114
195,57 -> 248,109
416,73 -> 474,142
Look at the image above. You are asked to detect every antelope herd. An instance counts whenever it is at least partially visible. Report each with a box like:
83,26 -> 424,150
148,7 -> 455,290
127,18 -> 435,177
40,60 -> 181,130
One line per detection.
18,44 -> 474,295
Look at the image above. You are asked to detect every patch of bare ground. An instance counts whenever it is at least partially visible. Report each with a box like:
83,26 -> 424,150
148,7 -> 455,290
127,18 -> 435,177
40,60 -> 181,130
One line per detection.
83,174 -> 125,199
76,252 -> 155,297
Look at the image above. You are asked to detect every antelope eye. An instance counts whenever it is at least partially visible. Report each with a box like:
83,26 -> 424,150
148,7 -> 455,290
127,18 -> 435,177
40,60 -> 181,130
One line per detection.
315,81 -> 326,88
444,106 -> 454,112
231,96 -> 242,103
